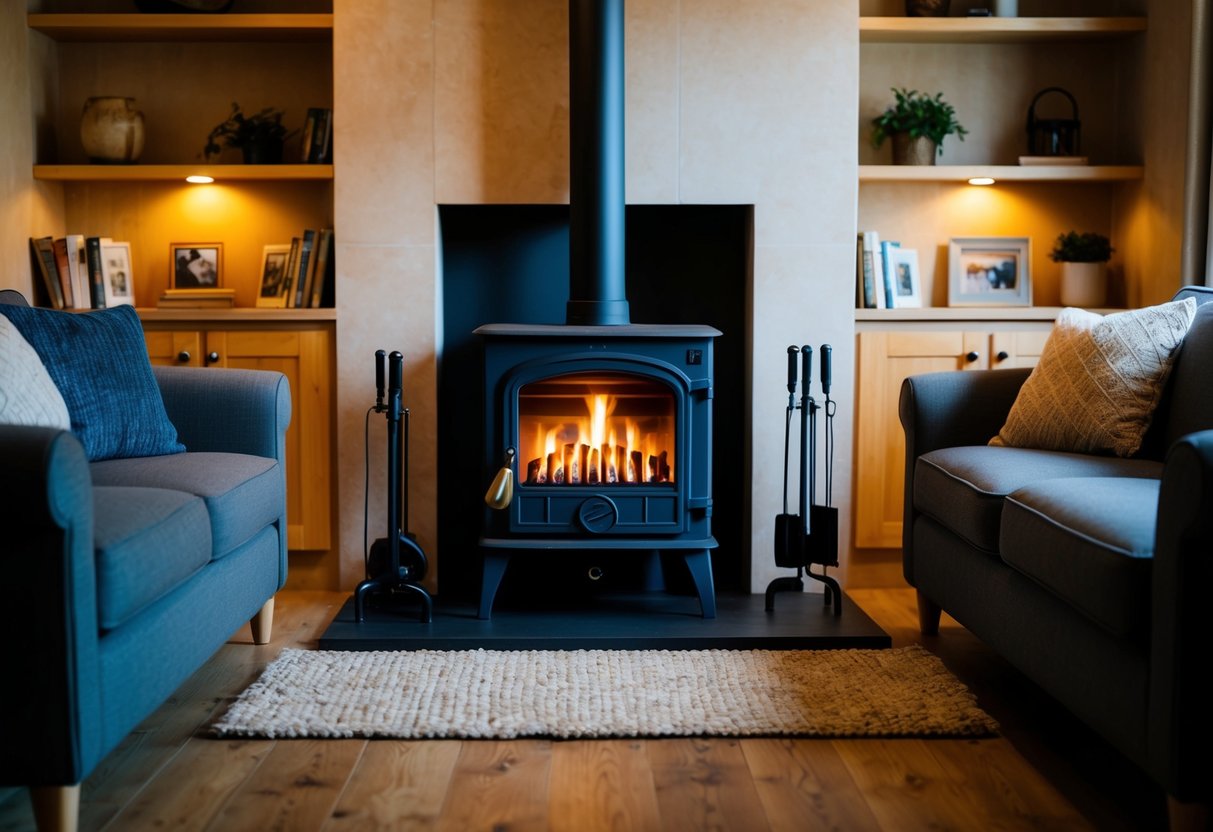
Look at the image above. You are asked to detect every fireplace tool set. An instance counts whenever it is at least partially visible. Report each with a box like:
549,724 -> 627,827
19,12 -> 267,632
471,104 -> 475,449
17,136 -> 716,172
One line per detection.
354,349 -> 433,623
766,343 -> 842,615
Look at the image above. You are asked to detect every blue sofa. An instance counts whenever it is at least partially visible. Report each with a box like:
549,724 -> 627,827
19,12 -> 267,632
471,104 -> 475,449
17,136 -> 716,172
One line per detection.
900,287 -> 1213,822
0,291 -> 290,831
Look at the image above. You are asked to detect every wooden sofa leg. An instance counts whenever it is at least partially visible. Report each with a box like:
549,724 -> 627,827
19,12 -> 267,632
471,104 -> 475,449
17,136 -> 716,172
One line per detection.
250,597 -> 275,645
1167,796 -> 1209,832
917,590 -> 942,636
30,784 -> 79,832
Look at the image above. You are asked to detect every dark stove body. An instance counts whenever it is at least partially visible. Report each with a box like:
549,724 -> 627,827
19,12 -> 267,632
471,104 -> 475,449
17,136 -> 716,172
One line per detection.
477,322 -> 720,618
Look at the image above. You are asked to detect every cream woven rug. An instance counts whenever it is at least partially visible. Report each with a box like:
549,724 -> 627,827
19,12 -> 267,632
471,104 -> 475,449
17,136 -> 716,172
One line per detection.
213,645 -> 997,739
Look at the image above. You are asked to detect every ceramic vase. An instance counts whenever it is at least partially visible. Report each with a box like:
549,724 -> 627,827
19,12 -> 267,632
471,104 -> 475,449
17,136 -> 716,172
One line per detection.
80,97 -> 145,164
1060,262 -> 1108,307
891,133 -> 937,165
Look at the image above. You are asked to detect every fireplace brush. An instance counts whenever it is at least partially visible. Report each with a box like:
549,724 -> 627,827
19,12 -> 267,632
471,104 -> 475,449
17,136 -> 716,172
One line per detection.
765,343 -> 842,616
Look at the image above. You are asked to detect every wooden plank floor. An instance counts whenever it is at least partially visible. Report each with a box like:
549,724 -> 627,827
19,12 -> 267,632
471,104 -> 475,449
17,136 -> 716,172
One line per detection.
0,567 -> 1168,831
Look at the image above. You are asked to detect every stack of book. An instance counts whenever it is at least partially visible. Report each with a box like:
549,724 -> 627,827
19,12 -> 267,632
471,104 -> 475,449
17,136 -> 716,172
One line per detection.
856,230 -> 921,310
301,108 -> 333,164
28,235 -> 128,310
157,288 -> 236,309
268,228 -> 335,309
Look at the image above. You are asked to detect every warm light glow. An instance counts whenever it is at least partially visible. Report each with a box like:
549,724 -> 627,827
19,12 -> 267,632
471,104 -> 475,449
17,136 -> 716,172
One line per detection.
968,177 -> 996,186
185,175 -> 215,184
517,373 -> 675,486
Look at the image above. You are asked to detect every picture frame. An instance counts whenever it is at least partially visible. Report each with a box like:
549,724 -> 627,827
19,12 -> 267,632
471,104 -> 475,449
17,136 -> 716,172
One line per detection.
255,243 -> 293,308
886,247 -> 922,308
99,241 -> 135,307
170,243 -> 223,290
948,237 -> 1032,307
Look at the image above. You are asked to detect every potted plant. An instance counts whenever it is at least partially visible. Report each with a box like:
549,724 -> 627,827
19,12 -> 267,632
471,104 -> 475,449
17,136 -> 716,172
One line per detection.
203,103 -> 297,164
871,88 -> 967,165
1051,231 -> 1113,307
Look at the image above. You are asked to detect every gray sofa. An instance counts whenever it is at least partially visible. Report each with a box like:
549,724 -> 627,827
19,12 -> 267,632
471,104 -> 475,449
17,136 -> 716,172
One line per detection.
0,291 -> 290,832
899,286 -> 1213,819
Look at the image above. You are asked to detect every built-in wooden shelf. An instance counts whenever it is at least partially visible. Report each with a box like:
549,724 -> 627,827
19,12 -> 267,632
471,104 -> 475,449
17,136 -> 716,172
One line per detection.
137,307 -> 337,323
859,165 -> 1143,183
33,164 -> 333,182
26,13 -> 332,42
860,16 -> 1146,44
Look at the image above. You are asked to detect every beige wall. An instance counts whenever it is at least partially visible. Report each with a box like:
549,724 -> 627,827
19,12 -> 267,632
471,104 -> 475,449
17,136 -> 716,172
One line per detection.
2,2 -> 62,299
333,0 -> 861,593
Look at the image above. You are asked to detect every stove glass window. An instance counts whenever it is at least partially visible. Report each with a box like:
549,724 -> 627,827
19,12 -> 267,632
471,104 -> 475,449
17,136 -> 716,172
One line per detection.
518,372 -> 675,485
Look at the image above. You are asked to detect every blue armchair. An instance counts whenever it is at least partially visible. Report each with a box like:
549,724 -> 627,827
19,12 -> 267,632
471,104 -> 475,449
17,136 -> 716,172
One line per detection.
0,291 -> 290,832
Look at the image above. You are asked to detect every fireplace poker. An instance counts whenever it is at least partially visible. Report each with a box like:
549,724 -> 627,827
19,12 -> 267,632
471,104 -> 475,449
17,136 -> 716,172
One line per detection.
354,349 -> 433,624
773,345 -> 803,569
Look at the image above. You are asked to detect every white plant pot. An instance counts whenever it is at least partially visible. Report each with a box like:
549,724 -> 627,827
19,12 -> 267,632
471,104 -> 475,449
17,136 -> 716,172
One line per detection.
1060,261 -> 1108,308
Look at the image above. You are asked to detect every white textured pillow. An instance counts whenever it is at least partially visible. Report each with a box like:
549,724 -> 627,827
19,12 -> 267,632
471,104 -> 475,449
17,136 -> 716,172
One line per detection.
990,298 -> 1197,457
0,313 -> 71,429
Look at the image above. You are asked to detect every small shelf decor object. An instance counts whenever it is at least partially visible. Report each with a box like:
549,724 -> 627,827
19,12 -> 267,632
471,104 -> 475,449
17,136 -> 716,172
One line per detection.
256,243 -> 293,308
905,0 -> 949,16
99,241 -> 134,307
170,242 -> 223,290
1026,87 -> 1081,158
886,247 -> 923,308
948,236 -> 1032,307
871,88 -> 967,165
203,103 -> 297,164
1051,230 -> 1113,307
80,97 -> 145,164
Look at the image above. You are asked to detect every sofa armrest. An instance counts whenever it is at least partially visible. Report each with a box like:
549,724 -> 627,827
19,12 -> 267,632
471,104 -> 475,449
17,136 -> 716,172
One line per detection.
0,426 -> 102,785
153,365 -> 291,465
898,368 -> 1030,581
1148,429 -> 1213,801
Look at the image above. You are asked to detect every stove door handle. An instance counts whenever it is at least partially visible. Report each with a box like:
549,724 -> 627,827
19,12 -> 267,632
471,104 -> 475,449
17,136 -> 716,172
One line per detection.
485,448 -> 516,510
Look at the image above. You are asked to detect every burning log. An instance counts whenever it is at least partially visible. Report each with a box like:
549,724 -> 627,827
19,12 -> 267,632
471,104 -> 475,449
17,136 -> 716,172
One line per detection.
526,457 -> 541,483
548,451 -> 562,483
602,443 -> 615,482
631,450 -> 643,484
577,443 -> 589,484
658,450 -> 669,482
563,443 -> 575,484
588,448 -> 600,483
647,454 -> 658,482
616,446 -> 628,483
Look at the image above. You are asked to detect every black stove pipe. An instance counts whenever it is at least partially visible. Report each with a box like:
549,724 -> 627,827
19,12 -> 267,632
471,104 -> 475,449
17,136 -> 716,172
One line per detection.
566,0 -> 630,326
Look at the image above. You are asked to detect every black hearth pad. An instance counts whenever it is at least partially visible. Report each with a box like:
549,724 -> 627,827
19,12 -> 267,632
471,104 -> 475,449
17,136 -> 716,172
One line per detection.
317,591 -> 891,651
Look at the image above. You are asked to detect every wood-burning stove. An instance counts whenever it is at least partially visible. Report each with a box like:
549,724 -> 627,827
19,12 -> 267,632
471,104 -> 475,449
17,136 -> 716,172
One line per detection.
475,0 -> 721,619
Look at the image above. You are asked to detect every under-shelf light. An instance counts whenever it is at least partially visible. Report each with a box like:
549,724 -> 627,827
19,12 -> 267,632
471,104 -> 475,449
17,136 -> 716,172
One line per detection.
186,174 -> 214,184
968,176 -> 996,186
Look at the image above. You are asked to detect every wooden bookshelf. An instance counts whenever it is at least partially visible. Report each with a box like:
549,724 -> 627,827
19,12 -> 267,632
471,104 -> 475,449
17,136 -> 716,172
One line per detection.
27,13 -> 332,43
859,165 -> 1144,183
859,16 -> 1146,44
33,164 -> 334,182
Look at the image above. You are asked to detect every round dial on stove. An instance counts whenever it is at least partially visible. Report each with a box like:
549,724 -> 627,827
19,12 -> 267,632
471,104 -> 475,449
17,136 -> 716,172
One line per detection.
577,495 -> 619,533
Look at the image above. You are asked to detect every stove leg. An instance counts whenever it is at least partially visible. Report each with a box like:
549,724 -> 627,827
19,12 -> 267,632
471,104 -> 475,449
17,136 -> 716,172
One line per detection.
682,549 -> 716,619
478,551 -> 511,620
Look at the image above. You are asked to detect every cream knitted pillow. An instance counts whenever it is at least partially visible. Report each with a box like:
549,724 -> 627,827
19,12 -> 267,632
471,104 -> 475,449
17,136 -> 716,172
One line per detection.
0,313 -> 70,429
990,298 -> 1197,457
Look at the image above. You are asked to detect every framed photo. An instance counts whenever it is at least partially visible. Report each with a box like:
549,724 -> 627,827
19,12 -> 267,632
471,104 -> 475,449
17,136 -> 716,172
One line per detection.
99,241 -> 135,307
887,247 -> 922,308
255,243 -> 292,308
170,243 -> 223,290
948,237 -> 1032,307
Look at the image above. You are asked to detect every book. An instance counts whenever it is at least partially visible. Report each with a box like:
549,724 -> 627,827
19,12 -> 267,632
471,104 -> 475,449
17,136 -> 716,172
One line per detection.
879,239 -> 901,310
64,234 -> 89,309
308,228 -> 334,308
85,237 -> 107,309
867,231 -> 887,310
157,288 -> 236,308
51,238 -> 75,308
292,229 -> 317,308
29,237 -> 65,309
1018,155 -> 1088,166
302,107 -> 333,163
857,232 -> 877,309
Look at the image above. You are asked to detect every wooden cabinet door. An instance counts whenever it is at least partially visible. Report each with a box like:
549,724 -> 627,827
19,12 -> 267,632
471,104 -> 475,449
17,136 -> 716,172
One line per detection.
853,330 -> 987,549
990,330 -> 1049,370
144,325 -> 334,553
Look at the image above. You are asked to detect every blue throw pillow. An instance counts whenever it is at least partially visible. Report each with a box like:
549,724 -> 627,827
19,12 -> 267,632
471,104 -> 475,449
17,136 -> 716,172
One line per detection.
0,304 -> 185,461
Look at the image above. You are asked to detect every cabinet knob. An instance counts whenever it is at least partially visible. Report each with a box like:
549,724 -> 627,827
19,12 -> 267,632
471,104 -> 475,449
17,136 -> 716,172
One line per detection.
996,350 -> 1010,362
176,350 -> 191,363
206,351 -> 221,365
965,351 -> 980,363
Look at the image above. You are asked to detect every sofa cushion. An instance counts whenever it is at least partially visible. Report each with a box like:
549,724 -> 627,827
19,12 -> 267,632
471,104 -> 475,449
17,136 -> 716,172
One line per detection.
916,446 -> 1162,553
0,314 -> 70,429
990,298 -> 1196,457
1149,300 -> 1213,455
93,486 -> 212,631
1001,477 -> 1158,636
0,304 -> 185,461
90,452 -> 282,558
